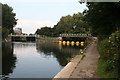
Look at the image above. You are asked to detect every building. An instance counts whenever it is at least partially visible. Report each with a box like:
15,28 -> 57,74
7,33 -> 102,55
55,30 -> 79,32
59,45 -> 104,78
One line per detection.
14,28 -> 22,35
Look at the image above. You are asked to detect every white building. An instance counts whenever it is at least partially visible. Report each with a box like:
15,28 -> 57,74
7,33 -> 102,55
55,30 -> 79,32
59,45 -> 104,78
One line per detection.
14,28 -> 22,35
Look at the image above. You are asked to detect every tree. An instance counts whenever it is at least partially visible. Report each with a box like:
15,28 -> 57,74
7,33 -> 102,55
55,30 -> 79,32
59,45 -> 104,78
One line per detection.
35,13 -> 90,37
53,13 -> 89,35
82,2 -> 120,78
84,2 -> 120,39
35,27 -> 53,36
1,3 -> 17,39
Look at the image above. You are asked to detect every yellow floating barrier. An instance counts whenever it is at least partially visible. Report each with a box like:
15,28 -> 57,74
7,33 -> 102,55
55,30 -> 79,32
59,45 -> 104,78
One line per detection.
59,41 -> 62,43
76,44 -> 79,46
63,41 -> 66,45
76,41 -> 79,44
67,43 -> 70,46
71,41 -> 75,44
66,41 -> 70,46
67,41 -> 70,44
59,41 -> 62,45
71,41 -> 75,46
81,42 -> 84,46
71,43 -> 74,46
76,41 -> 79,46
63,41 -> 66,44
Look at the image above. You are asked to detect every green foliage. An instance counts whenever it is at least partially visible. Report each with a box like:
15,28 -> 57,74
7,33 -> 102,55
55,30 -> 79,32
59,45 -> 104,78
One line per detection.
0,4 -> 2,26
35,27 -> 54,37
97,59 -> 117,78
83,2 -> 120,78
84,2 -> 120,38
1,3 -> 17,39
35,13 -> 90,36
97,30 -> 120,78
2,27 -> 9,39
54,13 -> 89,35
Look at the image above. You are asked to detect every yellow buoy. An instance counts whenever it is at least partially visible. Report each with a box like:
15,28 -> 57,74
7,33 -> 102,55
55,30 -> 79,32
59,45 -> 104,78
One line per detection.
71,41 -> 74,44
63,41 -> 66,44
71,41 -> 75,46
76,41 -> 79,46
67,41 -> 70,44
81,42 -> 84,44
66,41 -> 70,46
59,41 -> 62,45
76,44 -> 79,46
81,42 -> 84,46
59,41 -> 62,43
67,43 -> 70,46
63,41 -> 66,45
71,43 -> 74,46
76,41 -> 79,44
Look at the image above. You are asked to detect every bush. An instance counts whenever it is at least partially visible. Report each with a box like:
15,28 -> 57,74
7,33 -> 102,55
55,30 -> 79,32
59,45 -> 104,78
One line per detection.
97,30 -> 120,78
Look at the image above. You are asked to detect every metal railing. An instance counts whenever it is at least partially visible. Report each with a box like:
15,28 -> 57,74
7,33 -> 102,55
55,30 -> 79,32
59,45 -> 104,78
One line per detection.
59,34 -> 92,37
8,34 -> 44,37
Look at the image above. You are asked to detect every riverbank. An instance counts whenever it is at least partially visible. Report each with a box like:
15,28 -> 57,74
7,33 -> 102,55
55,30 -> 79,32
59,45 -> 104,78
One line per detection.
54,55 -> 83,78
54,42 -> 100,78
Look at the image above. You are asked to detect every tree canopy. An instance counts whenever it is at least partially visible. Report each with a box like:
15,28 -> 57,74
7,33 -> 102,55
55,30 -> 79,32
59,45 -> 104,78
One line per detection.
1,3 -> 17,39
83,2 -> 120,78
35,27 -> 54,37
84,2 -> 120,38
35,13 -> 90,36
54,13 -> 89,35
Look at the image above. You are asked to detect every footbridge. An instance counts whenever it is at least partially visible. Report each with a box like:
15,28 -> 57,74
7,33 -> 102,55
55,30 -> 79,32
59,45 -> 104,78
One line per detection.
8,34 -> 43,42
59,34 -> 92,37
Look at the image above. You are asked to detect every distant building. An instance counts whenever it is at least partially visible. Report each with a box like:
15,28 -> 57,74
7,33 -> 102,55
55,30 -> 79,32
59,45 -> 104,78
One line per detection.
14,28 -> 22,35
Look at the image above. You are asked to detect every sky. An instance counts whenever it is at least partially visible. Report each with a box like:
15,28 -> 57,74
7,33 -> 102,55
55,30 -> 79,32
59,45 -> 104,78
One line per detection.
1,0 -> 87,34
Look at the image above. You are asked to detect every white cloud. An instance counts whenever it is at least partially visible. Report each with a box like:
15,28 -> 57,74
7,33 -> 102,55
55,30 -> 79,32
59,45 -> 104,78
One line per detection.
15,20 -> 57,34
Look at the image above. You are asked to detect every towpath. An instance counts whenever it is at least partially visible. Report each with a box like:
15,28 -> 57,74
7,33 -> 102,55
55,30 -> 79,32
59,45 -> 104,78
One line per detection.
70,43 -> 100,78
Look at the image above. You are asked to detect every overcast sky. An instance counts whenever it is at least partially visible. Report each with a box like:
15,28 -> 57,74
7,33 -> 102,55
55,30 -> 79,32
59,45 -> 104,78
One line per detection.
1,0 -> 87,34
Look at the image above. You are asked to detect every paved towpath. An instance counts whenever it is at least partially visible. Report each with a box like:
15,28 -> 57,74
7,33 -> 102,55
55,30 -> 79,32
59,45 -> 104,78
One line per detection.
70,43 -> 100,78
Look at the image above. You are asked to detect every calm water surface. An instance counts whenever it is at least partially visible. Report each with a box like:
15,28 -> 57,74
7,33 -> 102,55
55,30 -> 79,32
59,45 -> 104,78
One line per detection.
2,42 -> 84,78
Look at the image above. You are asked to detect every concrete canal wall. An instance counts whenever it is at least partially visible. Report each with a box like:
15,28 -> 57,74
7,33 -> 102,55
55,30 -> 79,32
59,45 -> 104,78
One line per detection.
53,41 -> 93,78
54,55 -> 83,78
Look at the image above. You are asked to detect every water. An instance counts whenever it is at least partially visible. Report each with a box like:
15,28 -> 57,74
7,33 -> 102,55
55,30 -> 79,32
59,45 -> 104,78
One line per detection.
2,42 -> 84,78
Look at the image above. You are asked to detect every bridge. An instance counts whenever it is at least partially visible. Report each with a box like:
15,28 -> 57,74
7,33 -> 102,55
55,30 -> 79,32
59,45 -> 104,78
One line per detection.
8,34 -> 43,42
8,35 -> 42,37
59,34 -> 92,42
59,34 -> 92,37
8,34 -> 92,42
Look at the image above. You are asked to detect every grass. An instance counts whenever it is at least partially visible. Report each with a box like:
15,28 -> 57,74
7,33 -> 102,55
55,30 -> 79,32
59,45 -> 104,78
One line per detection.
97,58 -> 118,78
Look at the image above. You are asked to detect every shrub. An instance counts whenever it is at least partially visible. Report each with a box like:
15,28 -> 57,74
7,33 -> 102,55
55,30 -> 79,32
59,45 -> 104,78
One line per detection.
97,30 -> 120,78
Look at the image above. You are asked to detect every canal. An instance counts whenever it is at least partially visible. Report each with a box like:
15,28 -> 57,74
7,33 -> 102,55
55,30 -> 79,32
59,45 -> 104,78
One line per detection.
2,42 -> 84,78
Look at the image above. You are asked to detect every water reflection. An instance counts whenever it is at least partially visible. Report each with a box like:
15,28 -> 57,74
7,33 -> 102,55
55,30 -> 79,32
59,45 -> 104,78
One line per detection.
2,42 -> 17,76
2,42 -> 83,78
36,42 -> 83,66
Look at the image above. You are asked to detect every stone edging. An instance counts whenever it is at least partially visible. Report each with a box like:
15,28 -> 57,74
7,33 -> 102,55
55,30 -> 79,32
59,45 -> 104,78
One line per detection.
53,55 -> 84,78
